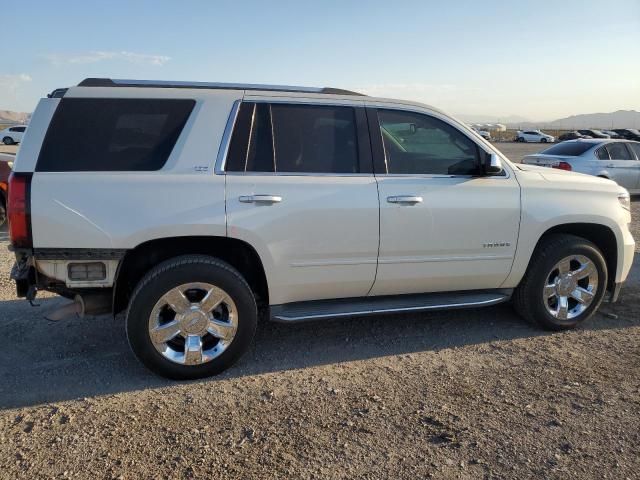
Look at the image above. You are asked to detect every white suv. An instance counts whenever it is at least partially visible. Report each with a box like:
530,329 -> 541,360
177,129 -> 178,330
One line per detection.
7,78 -> 635,379
516,130 -> 555,143
1,125 -> 27,145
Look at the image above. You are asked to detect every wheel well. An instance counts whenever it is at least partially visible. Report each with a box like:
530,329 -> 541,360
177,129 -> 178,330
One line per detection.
537,223 -> 617,291
113,236 -> 269,315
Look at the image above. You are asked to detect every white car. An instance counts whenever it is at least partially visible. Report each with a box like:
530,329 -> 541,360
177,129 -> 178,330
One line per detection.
472,127 -> 492,141
0,125 -> 27,145
7,78 -> 635,379
516,130 -> 555,143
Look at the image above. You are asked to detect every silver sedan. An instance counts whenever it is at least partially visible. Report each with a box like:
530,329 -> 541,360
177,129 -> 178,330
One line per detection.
521,139 -> 640,194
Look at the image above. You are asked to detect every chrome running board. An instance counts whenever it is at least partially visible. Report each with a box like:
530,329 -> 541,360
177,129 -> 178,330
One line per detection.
270,290 -> 512,323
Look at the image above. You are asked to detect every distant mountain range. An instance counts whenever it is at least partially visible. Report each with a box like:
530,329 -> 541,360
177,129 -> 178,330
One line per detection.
0,110 -> 30,124
460,110 -> 640,130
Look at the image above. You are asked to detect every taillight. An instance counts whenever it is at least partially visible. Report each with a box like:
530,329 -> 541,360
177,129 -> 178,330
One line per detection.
553,161 -> 572,171
7,172 -> 33,248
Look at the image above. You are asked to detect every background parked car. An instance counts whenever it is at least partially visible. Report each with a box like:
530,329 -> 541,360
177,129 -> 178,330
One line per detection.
0,152 -> 14,226
578,129 -> 610,139
612,129 -> 640,141
516,129 -> 555,143
0,125 -> 27,145
521,139 -> 640,193
558,131 -> 592,141
472,127 -> 492,141
602,129 -> 621,139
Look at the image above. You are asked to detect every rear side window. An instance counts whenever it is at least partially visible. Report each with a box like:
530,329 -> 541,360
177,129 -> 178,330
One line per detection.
605,142 -> 632,160
226,102 -> 360,174
595,146 -> 610,160
37,98 -> 195,172
542,142 -> 597,156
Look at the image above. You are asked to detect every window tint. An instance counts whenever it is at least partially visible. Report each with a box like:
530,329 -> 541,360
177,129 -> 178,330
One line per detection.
9,126 -> 26,132
595,146 -> 610,160
605,142 -> 632,160
225,102 -> 275,173
226,102 -> 360,174
628,143 -> 640,160
378,109 -> 480,175
271,104 -> 359,173
37,98 -> 194,172
225,102 -> 253,172
542,142 -> 597,156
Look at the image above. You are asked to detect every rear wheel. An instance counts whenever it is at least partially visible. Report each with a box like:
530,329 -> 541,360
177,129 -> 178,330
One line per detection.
126,255 -> 258,379
513,234 -> 607,330
2,137 -> 14,146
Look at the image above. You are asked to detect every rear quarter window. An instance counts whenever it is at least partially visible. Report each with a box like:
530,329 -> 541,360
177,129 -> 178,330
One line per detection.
36,98 -> 195,172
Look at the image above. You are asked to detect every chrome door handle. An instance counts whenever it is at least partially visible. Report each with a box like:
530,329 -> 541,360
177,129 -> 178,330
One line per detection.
387,195 -> 423,205
239,194 -> 282,204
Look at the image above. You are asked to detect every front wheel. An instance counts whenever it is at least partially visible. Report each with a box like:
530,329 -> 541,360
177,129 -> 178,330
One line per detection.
541,138 -> 548,143
2,137 -> 14,146
126,255 -> 258,379
513,234 -> 607,330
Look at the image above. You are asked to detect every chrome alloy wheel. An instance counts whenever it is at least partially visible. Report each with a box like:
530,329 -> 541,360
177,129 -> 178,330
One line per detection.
543,255 -> 598,321
148,282 -> 238,365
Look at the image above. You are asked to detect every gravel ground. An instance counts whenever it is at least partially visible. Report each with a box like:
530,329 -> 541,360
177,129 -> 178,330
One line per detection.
0,144 -> 639,479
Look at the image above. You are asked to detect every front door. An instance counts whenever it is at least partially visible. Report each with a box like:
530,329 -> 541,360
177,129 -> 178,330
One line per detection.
225,100 -> 380,305
367,107 -> 521,296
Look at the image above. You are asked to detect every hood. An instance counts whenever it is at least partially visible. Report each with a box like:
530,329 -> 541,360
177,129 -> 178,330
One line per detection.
515,163 -> 623,193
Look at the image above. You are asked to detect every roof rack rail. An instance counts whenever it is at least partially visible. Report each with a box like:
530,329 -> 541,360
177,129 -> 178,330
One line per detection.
77,78 -> 364,96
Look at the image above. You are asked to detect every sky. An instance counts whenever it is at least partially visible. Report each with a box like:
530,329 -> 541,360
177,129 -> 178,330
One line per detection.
2,0 -> 639,121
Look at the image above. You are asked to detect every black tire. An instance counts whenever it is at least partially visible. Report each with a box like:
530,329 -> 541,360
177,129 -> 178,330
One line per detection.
541,138 -> 548,143
2,137 -> 14,146
126,255 -> 257,379
513,234 -> 607,331
0,200 -> 5,227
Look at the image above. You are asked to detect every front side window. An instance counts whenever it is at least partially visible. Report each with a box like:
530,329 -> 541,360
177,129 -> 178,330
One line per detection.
378,109 -> 480,175
605,142 -> 632,160
37,98 -> 195,172
226,102 -> 360,174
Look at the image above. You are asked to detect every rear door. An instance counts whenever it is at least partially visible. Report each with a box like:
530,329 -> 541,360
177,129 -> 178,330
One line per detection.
224,99 -> 380,306
602,142 -> 640,190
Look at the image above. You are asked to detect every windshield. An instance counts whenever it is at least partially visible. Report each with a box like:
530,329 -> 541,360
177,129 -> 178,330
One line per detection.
540,142 -> 596,156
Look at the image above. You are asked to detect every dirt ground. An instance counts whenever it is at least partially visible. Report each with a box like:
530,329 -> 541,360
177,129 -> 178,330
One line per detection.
0,143 -> 639,479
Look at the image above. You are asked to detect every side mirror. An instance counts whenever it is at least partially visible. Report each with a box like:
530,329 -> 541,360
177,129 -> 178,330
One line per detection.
484,153 -> 503,175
